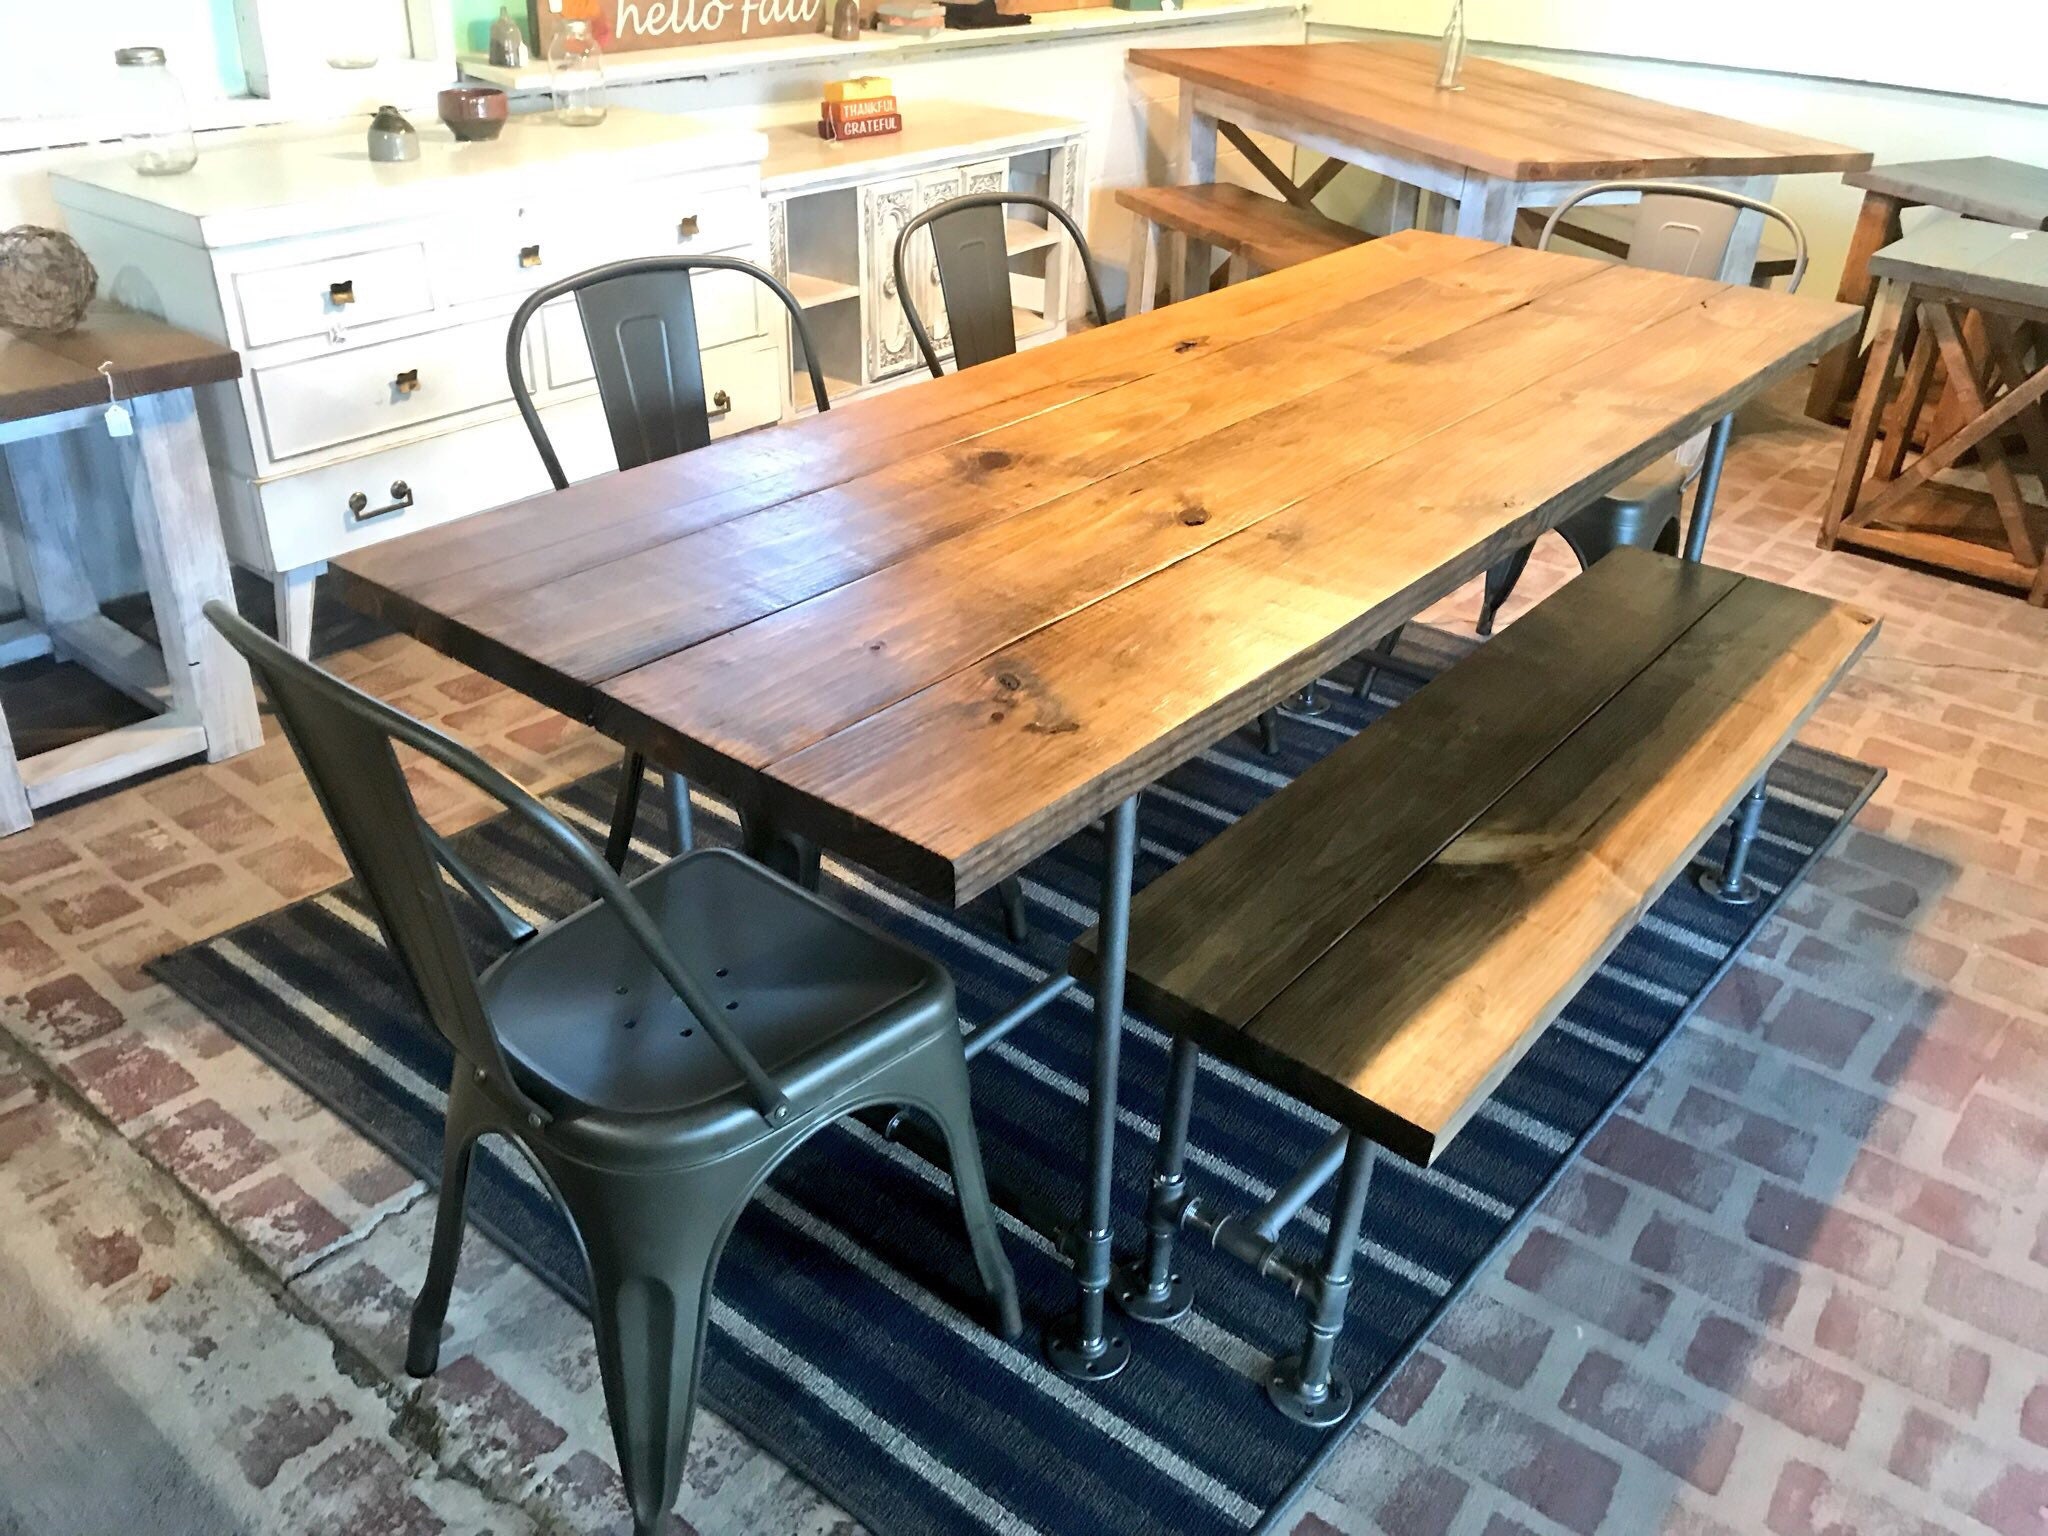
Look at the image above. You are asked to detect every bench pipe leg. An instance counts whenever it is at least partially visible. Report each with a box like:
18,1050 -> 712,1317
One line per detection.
1681,412 -> 1735,563
1353,625 -> 1406,703
1699,775 -> 1768,906
1115,1035 -> 1201,1324
1268,1133 -> 1376,1427
1044,794 -> 1138,1382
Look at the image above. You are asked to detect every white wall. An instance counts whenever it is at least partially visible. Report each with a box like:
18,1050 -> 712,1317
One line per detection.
1305,18 -> 2048,297
1329,0 -> 2047,106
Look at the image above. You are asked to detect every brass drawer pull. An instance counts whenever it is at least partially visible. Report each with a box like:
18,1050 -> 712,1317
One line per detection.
393,369 -> 420,396
678,213 -> 700,240
348,480 -> 414,523
520,244 -> 542,268
708,388 -> 732,418
329,279 -> 356,306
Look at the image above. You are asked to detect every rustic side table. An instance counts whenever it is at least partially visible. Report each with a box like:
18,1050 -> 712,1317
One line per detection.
1805,156 -> 2048,425
0,305 -> 262,834
1819,221 -> 2048,603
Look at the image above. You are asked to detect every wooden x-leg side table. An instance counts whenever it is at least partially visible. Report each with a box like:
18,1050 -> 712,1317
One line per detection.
1805,156 -> 2048,427
0,305 -> 262,833
1820,221 -> 2048,603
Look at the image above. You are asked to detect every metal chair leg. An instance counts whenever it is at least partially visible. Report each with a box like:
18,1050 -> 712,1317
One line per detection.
1257,708 -> 1281,757
548,1154 -> 743,1536
997,875 -> 1030,944
1699,776 -> 1769,905
906,1042 -> 1024,1340
606,752 -> 646,872
1477,545 -> 1533,636
407,1071 -> 489,1377
1267,1134 -> 1376,1426
663,770 -> 693,855
1115,1034 -> 1199,1323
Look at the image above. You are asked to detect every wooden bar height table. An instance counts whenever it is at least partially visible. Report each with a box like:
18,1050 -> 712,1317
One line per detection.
0,305 -> 262,834
334,229 -> 1857,1381
1126,41 -> 1870,302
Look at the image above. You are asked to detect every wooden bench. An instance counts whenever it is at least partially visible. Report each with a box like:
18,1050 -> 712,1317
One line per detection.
1513,203 -> 1800,288
1118,183 -> 1369,315
1072,548 -> 1876,1423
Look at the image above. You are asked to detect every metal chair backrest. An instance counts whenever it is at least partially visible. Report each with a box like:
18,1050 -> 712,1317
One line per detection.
893,193 -> 1111,378
508,255 -> 830,491
1538,181 -> 1810,293
202,602 -> 794,1128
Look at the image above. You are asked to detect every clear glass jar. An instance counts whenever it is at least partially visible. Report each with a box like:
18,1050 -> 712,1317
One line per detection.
114,47 -> 198,176
548,21 -> 608,128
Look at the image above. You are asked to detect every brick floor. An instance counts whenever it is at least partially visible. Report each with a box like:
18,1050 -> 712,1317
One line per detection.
3,375 -> 2046,1534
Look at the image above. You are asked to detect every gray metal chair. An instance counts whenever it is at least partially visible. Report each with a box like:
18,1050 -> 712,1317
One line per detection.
1476,182 -> 1810,634
893,192 -> 1111,378
508,255 -> 833,869
203,601 -> 1018,1536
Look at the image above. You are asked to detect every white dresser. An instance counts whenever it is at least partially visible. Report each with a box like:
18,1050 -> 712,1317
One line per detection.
52,110 -> 775,655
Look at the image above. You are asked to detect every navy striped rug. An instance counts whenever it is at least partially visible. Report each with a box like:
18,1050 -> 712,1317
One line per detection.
152,629 -> 1880,1536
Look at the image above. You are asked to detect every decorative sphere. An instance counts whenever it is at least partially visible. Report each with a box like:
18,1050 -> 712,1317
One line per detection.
0,225 -> 99,335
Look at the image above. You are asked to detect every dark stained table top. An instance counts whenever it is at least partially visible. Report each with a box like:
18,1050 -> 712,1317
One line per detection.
333,230 -> 1858,906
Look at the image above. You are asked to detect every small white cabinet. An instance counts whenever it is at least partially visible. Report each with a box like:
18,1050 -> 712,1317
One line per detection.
764,105 -> 1087,412
53,110 -> 773,656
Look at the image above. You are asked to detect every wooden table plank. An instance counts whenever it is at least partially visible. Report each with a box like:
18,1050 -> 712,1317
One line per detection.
380,241 -> 1598,709
1126,41 -> 1870,184
0,304 -> 241,424
1238,575 -> 1877,1162
1092,551 -> 1743,1042
601,260 -> 1723,792
1847,156 -> 2048,230
1870,222 -> 2048,314
757,280 -> 1859,900
334,228 -> 1485,626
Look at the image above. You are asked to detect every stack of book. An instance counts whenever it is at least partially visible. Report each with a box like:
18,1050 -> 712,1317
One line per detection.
819,76 -> 904,141
873,0 -> 944,31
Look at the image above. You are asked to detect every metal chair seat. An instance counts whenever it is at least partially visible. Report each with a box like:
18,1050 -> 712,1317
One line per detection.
483,847 -> 954,1161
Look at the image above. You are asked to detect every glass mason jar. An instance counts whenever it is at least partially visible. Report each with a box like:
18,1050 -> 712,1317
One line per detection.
548,21 -> 608,127
114,47 -> 198,176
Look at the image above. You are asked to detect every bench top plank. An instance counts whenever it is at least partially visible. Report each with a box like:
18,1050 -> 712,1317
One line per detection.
1114,183 -> 1367,269
1118,556 -> 1875,1164
1085,552 -> 1743,1038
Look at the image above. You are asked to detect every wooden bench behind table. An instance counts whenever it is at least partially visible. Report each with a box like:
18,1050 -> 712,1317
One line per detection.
1118,183 -> 1369,316
1073,548 -> 1877,1424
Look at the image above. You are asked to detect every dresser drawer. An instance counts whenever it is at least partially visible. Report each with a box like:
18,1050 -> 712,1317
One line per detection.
251,318 -> 535,463
568,178 -> 763,269
234,244 -> 434,348
539,258 -> 767,391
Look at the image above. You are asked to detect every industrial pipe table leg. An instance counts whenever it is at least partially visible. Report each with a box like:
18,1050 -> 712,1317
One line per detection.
1280,682 -> 1329,718
1257,709 -> 1281,757
1045,794 -> 1139,1382
1114,1035 -> 1200,1324
1267,1135 -> 1375,1426
1698,775 -> 1769,905
663,771 -> 694,855
1681,413 -> 1735,563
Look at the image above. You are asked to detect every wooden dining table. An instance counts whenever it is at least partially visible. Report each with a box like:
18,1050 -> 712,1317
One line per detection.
333,228 -> 1857,1383
1128,41 -> 1871,301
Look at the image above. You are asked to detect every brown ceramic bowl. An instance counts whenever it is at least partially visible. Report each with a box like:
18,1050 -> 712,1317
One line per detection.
438,85 -> 509,142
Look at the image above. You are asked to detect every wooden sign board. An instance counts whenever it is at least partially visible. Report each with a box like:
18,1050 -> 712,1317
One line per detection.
531,0 -> 824,54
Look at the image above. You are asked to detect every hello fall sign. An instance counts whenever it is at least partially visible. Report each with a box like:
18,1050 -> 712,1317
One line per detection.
531,0 -> 824,53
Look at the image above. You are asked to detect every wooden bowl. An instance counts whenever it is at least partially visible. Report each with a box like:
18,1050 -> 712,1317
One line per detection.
438,86 -> 509,142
